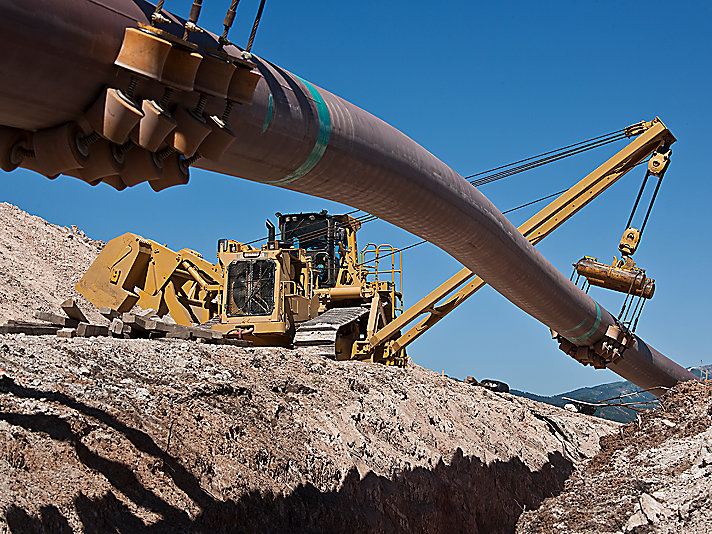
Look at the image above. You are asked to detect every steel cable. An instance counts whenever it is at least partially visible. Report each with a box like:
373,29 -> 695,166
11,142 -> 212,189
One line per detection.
220,0 -> 242,47
469,132 -> 628,187
245,0 -> 266,52
240,126 -> 631,248
465,128 -> 628,181
357,188 -> 569,265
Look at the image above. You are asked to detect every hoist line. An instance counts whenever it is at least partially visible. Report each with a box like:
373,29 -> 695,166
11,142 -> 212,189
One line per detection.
357,188 -> 569,266
243,125 -> 632,247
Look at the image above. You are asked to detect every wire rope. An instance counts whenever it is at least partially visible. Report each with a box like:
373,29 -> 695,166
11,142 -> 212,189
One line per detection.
357,188 -> 568,265
245,0 -> 266,52
241,125 -> 631,247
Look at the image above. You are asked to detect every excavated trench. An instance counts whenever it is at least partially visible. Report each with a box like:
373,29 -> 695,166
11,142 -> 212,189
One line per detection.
0,203 -> 619,532
4,438 -> 572,534
0,337 -> 598,534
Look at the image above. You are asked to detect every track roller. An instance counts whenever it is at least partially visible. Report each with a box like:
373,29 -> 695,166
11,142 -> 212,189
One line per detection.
101,175 -> 128,191
169,105 -> 211,158
0,126 -> 30,172
135,100 -> 176,152
149,153 -> 189,192
161,47 -> 203,92
197,116 -> 235,160
73,139 -> 125,183
114,27 -> 172,80
193,51 -> 236,99
85,88 -> 144,145
227,67 -> 261,105
119,144 -> 163,187
62,169 -> 102,186
22,122 -> 89,176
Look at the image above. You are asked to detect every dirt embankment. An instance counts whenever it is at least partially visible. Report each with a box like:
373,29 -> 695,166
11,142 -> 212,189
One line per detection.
0,202 -> 105,325
517,380 -> 712,534
0,202 -> 620,533
0,336 -> 617,533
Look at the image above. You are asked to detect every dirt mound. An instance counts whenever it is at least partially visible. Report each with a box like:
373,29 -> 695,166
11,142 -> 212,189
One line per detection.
0,202 -> 105,325
0,336 -> 617,533
516,380 -> 712,533
0,203 -> 619,532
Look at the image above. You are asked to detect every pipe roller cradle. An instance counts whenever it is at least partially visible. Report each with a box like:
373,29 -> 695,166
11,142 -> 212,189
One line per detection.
0,0 -> 696,395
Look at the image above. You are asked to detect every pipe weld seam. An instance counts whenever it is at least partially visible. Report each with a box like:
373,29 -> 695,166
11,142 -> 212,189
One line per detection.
271,76 -> 331,185
567,302 -> 602,344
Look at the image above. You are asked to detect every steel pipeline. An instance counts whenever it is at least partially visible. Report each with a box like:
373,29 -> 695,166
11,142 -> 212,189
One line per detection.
0,0 -> 696,394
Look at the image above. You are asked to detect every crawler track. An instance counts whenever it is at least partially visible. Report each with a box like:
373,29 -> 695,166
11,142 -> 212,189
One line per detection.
293,306 -> 369,357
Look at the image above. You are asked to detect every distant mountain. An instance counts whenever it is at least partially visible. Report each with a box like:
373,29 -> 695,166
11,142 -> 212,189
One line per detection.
689,364 -> 712,380
512,381 -> 656,423
513,364 -> 712,424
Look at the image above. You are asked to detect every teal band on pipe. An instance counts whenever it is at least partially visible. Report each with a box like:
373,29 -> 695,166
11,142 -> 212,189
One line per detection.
261,93 -> 274,134
272,77 -> 331,185
563,317 -> 586,334
567,302 -> 602,343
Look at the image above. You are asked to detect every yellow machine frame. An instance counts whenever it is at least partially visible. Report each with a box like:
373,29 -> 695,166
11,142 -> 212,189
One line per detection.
366,118 -> 675,358
76,118 -> 674,367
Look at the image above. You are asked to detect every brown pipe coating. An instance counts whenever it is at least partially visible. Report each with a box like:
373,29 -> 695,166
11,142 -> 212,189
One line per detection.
0,0 -> 696,394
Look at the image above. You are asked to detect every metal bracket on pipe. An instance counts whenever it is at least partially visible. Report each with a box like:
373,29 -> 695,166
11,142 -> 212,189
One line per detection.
554,324 -> 635,369
594,324 -> 635,363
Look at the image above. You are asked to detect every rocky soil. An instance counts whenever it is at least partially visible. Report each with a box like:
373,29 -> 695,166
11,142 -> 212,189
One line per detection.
516,380 -> 712,533
0,335 -> 618,533
0,203 -> 105,325
0,202 -> 627,532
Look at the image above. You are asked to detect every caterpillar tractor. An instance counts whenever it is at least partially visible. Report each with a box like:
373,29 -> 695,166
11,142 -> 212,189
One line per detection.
76,210 -> 407,365
77,118 -> 675,372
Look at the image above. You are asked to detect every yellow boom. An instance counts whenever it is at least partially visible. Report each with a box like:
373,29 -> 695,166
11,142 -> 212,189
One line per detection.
368,118 -> 675,356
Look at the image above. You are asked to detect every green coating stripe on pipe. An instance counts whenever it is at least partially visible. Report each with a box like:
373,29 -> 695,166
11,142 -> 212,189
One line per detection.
568,302 -> 602,344
271,77 -> 331,185
261,93 -> 273,134
563,317 -> 587,334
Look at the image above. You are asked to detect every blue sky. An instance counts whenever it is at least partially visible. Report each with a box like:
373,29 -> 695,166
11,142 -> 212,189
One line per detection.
2,1 -> 710,395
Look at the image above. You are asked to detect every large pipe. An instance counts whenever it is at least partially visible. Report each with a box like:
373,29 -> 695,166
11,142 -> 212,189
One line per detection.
0,0 -> 696,394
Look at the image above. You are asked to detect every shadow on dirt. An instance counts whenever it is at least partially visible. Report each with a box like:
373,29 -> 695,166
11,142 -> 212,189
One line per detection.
0,377 -> 573,534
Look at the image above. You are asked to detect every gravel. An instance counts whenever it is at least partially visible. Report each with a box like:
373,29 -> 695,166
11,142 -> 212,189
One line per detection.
517,380 -> 712,534
0,202 -> 105,325
0,202 -> 620,533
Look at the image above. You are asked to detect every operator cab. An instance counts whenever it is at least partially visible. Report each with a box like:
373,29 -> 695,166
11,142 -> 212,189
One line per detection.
277,210 -> 352,288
